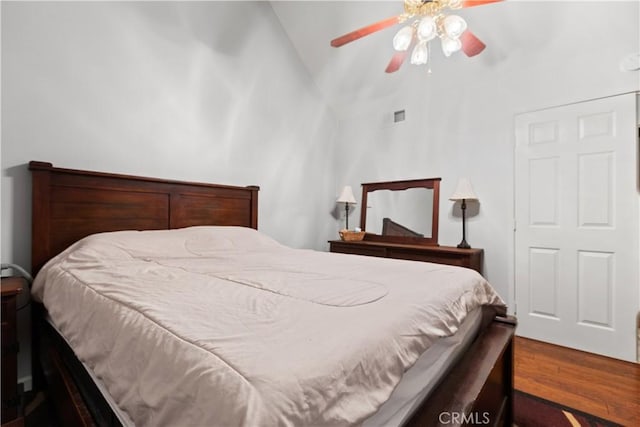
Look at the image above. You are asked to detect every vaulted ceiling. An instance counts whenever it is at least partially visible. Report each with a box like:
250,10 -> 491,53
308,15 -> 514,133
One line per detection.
269,1 -> 639,114
270,1 -> 549,109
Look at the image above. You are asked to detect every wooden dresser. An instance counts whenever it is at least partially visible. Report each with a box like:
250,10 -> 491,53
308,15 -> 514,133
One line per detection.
329,240 -> 484,275
1,277 -> 24,426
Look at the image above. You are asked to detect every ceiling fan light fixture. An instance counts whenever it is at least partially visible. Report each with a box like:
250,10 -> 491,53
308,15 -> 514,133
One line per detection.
410,41 -> 429,65
329,0 -> 501,73
443,15 -> 467,38
393,25 -> 415,51
441,36 -> 462,56
417,16 -> 437,41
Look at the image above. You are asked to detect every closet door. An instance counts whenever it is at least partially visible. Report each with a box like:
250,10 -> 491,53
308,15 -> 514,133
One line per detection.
515,93 -> 638,362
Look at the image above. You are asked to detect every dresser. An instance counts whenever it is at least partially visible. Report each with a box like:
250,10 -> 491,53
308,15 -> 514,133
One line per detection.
1,277 -> 24,427
329,240 -> 484,275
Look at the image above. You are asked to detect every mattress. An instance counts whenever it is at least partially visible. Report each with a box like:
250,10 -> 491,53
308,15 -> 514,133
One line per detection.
32,226 -> 505,426
46,306 -> 484,427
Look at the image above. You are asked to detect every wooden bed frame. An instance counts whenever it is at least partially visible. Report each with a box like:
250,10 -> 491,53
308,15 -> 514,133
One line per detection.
29,161 -> 516,427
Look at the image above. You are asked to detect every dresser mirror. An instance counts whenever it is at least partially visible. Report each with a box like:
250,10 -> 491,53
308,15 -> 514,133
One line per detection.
360,178 -> 441,246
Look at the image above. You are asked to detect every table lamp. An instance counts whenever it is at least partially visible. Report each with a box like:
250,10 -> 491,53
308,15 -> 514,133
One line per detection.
449,178 -> 478,249
337,186 -> 357,230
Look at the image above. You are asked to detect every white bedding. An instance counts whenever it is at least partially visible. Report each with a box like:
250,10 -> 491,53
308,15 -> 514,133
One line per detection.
32,226 -> 505,426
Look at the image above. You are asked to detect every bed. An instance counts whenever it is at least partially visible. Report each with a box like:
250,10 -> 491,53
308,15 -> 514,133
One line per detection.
29,161 -> 516,426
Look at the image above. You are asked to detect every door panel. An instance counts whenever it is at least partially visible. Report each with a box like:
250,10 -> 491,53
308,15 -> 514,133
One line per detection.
529,247 -> 559,319
515,93 -> 638,362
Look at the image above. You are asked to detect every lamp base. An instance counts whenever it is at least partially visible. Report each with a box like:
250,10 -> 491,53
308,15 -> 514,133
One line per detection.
457,239 -> 471,249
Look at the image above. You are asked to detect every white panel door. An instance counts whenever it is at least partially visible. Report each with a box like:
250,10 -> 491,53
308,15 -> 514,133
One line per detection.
515,93 -> 639,362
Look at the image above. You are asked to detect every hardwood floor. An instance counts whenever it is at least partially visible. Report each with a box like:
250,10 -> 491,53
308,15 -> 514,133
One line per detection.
514,336 -> 639,425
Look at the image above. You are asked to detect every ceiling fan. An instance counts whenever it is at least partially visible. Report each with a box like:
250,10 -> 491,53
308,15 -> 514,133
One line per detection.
330,0 -> 503,73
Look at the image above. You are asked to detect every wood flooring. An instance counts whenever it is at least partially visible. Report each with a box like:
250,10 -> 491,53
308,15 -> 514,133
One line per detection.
514,336 -> 639,425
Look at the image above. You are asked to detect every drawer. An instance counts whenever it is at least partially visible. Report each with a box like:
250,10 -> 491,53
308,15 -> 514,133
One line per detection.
1,322 -> 15,346
330,243 -> 386,258
386,249 -> 453,264
1,298 -> 11,322
1,303 -> 16,348
386,249 -> 477,271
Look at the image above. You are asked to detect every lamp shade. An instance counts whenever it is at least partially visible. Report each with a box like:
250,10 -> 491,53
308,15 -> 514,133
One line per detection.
337,186 -> 357,204
449,178 -> 478,201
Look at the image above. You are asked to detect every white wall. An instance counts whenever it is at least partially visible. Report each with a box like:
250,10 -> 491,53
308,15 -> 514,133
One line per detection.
2,1 -> 339,257
331,1 -> 640,305
1,1 -> 337,385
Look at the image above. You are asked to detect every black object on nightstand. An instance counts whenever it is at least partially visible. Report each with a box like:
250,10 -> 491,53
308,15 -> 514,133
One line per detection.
2,276 -> 25,427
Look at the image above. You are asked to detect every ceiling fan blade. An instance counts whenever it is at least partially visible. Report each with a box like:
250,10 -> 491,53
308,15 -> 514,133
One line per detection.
460,30 -> 486,57
461,0 -> 503,8
331,16 -> 401,47
385,51 -> 409,73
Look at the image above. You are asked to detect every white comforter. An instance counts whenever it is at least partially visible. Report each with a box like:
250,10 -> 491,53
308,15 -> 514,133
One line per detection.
32,226 -> 505,426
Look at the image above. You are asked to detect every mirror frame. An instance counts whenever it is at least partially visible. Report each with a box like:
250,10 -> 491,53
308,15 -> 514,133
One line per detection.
360,178 -> 441,246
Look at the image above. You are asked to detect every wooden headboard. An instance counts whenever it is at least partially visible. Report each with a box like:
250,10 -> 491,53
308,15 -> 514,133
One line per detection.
30,161 -> 259,274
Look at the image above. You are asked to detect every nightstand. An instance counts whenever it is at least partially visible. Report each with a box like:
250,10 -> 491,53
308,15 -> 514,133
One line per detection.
1,277 -> 25,426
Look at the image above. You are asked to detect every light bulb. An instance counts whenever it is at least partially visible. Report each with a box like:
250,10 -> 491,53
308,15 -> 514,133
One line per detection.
410,42 -> 429,65
393,26 -> 415,51
417,16 -> 437,42
441,37 -> 462,57
443,15 -> 467,39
